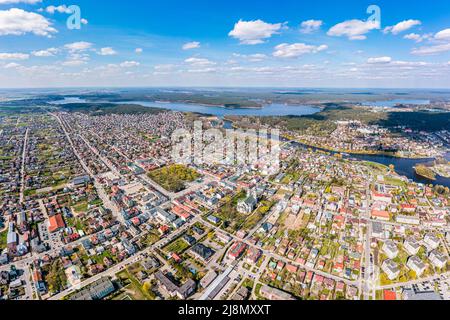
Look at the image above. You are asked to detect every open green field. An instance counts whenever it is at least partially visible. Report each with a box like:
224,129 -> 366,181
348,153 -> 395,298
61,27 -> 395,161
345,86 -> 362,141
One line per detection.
163,237 -> 190,254
0,230 -> 7,250
148,164 -> 200,192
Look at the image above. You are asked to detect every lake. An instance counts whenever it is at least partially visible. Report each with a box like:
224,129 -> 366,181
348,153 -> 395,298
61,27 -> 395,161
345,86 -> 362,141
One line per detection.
115,101 -> 321,118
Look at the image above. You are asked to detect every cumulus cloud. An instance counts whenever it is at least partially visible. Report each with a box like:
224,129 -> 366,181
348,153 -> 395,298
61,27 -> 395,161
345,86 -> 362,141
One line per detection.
32,47 -> 59,57
185,57 -> 216,66
232,53 -> 267,62
327,19 -> 379,40
435,28 -> 450,41
64,42 -> 93,52
300,20 -> 323,34
61,60 -> 86,67
3,62 -> 21,69
120,61 -> 140,68
135,48 -> 143,54
182,41 -> 200,50
367,56 -> 392,64
0,52 -> 29,60
98,47 -> 117,56
229,19 -> 284,45
403,33 -> 432,43
273,43 -> 328,58
412,28 -> 450,55
154,64 -> 175,71
0,8 -> 57,37
384,19 -> 421,35
45,5 -> 71,14
412,43 -> 450,55
187,68 -> 216,73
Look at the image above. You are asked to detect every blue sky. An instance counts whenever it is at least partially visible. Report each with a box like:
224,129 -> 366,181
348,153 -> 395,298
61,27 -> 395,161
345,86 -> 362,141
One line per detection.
0,0 -> 450,88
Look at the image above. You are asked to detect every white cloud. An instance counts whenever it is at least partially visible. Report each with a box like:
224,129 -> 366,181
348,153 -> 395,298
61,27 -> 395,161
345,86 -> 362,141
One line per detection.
232,53 -> 267,62
367,56 -> 392,64
327,19 -> 379,40
81,18 -> 88,25
0,0 -> 41,3
98,47 -> 117,56
403,33 -> 432,43
64,42 -> 93,52
182,41 -> 200,50
435,28 -> 450,41
135,48 -> 143,54
412,28 -> 450,55
154,64 -> 175,71
187,68 -> 216,73
61,60 -> 86,67
273,43 -> 328,58
45,5 -> 71,14
185,57 -> 216,66
3,62 -> 21,69
404,33 -> 421,41
0,52 -> 29,60
412,43 -> 450,55
300,20 -> 323,34
228,19 -> 284,45
32,47 -> 59,57
0,8 -> 57,37
390,60 -> 429,67
120,61 -> 140,68
384,20 -> 421,35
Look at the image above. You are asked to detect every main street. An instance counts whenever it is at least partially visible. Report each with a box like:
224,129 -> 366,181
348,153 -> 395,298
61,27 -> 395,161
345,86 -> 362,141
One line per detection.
19,128 -> 29,204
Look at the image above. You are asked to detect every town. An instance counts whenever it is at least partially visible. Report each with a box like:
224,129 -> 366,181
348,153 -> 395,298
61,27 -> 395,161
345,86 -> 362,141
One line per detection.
1,109 -> 449,301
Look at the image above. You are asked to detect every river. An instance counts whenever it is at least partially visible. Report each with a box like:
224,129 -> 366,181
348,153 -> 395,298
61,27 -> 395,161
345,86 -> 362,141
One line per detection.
52,97 -> 449,187
290,141 -> 450,187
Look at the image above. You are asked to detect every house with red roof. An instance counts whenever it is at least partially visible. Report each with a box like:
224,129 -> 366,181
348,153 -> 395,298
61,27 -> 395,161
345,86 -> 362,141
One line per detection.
48,214 -> 65,233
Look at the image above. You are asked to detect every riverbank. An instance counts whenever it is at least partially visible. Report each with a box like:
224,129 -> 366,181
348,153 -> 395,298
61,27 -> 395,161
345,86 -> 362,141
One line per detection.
282,134 -> 434,160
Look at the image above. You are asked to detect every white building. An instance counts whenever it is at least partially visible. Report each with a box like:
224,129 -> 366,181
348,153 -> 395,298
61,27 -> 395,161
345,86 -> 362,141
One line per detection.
237,189 -> 258,214
152,208 -> 176,224
407,256 -> 426,277
382,259 -> 400,280
396,214 -> 420,226
404,237 -> 421,256
424,233 -> 440,250
382,240 -> 399,259
429,250 -> 447,269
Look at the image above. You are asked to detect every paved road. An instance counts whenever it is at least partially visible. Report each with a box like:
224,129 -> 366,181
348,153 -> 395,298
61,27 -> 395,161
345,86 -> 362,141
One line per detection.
49,216 -> 200,300
19,128 -> 29,203
376,271 -> 450,290
200,218 -> 359,287
53,113 -> 125,225
362,182 -> 373,300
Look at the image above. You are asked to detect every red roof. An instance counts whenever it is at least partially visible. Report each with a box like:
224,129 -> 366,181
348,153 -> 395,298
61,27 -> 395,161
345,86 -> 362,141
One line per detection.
384,290 -> 396,300
371,209 -> 390,219
48,214 -> 65,233
286,264 -> 298,273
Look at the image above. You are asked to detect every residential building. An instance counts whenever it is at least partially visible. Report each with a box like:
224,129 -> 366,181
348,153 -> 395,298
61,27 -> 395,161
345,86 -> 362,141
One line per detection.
382,260 -> 400,280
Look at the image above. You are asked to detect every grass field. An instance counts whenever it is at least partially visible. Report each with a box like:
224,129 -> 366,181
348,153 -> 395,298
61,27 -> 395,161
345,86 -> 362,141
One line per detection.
148,164 -> 200,193
163,237 -> 190,254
